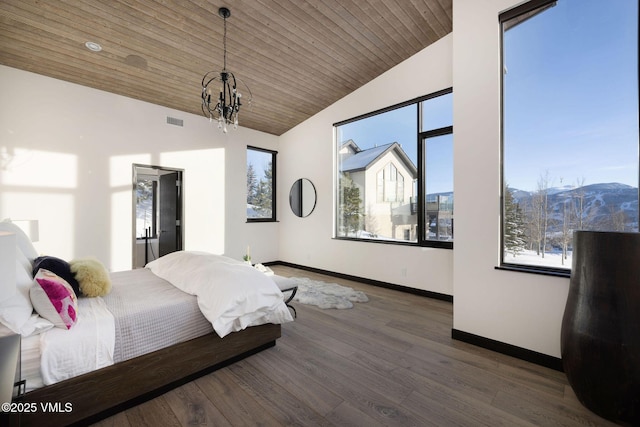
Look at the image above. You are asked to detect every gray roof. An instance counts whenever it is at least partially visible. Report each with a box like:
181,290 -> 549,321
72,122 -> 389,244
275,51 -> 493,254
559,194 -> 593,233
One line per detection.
340,142 -> 417,177
341,143 -> 393,172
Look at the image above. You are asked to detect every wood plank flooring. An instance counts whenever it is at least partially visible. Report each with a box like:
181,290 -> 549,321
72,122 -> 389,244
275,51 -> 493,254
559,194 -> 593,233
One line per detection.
93,265 -> 616,426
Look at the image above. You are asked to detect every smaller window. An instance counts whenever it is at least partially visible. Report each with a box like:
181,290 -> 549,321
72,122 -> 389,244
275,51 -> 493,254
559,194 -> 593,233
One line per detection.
247,146 -> 277,222
420,92 -> 454,245
423,133 -> 454,242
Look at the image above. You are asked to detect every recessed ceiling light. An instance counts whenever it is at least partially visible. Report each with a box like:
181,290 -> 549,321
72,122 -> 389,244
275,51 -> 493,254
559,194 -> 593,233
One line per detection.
85,41 -> 102,52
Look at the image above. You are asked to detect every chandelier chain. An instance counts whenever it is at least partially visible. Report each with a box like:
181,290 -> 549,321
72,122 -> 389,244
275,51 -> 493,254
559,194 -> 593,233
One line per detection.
222,13 -> 227,71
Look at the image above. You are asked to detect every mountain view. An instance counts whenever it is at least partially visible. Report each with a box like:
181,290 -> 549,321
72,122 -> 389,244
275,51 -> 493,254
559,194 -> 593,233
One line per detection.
512,183 -> 638,233
504,182 -> 639,269
511,183 -> 638,232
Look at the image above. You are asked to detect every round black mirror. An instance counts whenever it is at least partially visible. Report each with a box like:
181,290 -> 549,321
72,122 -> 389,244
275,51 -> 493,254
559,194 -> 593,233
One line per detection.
289,178 -> 317,217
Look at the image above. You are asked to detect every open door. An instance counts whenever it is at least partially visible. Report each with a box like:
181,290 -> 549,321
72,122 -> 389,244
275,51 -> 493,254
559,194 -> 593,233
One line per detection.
159,171 -> 181,257
133,165 -> 183,268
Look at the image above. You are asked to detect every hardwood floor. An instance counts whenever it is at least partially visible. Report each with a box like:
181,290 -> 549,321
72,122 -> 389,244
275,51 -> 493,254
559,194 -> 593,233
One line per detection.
93,265 -> 616,426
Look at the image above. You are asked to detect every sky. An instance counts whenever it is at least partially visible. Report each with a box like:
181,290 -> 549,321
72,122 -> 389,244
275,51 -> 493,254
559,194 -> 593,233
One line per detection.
336,0 -> 638,194
503,0 -> 639,191
247,148 -> 272,183
338,104 -> 417,162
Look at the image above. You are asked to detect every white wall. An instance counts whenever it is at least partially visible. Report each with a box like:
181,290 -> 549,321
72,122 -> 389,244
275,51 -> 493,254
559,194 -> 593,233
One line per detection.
278,34 -> 454,295
278,1 -> 569,358
452,0 -> 569,358
0,65 -> 279,271
2,3 -> 571,358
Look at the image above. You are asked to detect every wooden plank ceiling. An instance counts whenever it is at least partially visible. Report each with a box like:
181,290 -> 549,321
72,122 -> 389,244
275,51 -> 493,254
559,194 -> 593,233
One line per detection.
0,0 -> 452,136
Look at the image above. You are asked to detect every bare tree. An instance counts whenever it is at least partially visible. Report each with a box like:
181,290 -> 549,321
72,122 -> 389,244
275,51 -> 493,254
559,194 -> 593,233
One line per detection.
532,172 -> 551,258
520,197 -> 535,251
556,177 -> 579,264
572,177 -> 586,231
528,187 -> 543,256
610,206 -> 627,231
561,196 -> 572,265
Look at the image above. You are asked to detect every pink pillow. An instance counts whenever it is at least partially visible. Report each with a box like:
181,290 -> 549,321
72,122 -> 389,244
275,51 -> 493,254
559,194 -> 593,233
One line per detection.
30,269 -> 78,330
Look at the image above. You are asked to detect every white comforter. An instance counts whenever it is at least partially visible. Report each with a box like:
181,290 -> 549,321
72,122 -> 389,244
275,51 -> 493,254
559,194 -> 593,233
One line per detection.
146,251 -> 293,337
40,297 -> 115,385
38,251 -> 290,385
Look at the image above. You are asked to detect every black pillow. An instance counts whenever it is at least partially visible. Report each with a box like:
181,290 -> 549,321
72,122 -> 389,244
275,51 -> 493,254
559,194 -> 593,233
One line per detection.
32,256 -> 82,296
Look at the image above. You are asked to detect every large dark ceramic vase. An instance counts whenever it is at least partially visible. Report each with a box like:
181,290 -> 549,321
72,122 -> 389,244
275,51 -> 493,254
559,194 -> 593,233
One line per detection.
561,231 -> 640,425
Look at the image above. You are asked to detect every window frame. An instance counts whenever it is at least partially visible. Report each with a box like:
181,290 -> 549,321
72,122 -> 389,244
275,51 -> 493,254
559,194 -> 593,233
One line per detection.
333,87 -> 453,249
246,145 -> 277,223
419,126 -> 454,247
498,0 -> 640,276
499,0 -> 564,275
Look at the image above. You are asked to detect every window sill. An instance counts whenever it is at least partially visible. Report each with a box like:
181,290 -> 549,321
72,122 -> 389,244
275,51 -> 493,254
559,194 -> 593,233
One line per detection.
332,236 -> 453,249
495,264 -> 570,278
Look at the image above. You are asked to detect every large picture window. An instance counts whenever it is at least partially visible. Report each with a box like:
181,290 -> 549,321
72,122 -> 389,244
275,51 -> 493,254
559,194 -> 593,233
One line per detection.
335,89 -> 453,247
247,146 -> 276,222
500,0 -> 639,272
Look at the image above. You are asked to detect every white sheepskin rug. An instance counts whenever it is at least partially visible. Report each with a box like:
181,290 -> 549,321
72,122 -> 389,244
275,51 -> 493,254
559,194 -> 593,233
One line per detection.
290,277 -> 368,309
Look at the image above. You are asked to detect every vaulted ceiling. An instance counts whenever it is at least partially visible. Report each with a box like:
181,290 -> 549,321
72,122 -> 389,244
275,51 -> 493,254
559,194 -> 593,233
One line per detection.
0,1 -> 452,136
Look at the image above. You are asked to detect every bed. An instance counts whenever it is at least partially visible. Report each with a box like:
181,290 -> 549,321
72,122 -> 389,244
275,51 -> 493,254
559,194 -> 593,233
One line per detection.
0,220 -> 293,426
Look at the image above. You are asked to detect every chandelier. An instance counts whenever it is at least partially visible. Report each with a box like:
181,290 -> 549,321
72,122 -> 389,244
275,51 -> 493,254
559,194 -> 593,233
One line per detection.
201,7 -> 252,132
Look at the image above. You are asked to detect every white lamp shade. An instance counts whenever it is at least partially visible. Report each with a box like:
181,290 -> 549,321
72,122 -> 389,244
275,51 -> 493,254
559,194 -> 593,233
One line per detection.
0,231 -> 17,302
12,219 -> 39,242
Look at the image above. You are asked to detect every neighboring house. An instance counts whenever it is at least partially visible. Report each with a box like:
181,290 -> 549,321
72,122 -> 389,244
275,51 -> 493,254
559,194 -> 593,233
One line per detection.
339,140 -> 417,240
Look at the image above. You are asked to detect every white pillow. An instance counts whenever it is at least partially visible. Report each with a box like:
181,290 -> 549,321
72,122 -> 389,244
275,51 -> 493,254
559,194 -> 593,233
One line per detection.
0,219 -> 52,336
15,247 -> 33,284
0,263 -> 35,335
0,219 -> 38,261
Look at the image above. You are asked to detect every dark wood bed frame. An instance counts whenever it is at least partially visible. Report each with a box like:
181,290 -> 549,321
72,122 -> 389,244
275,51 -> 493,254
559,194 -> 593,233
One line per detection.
11,323 -> 281,427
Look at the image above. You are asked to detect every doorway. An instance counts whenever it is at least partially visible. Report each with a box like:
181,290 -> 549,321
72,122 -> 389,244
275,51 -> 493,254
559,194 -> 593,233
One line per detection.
132,164 -> 184,268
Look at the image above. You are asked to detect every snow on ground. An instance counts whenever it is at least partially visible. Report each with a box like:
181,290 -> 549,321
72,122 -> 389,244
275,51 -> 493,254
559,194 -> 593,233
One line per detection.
504,249 -> 572,270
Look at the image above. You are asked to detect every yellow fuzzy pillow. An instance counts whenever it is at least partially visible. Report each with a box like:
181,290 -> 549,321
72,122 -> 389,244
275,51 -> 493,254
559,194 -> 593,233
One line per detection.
69,257 -> 112,297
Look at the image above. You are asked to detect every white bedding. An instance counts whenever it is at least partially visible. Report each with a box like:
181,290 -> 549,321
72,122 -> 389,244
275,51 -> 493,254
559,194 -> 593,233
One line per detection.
1,239 -> 291,392
105,268 -> 215,363
146,251 -> 293,337
39,297 -> 115,385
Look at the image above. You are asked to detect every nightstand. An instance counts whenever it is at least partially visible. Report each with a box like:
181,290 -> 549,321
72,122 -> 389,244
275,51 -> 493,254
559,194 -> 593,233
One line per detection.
0,334 -> 21,425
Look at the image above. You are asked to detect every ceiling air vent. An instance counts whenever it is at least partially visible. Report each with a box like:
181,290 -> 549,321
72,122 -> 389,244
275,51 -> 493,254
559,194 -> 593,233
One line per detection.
166,116 -> 184,127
